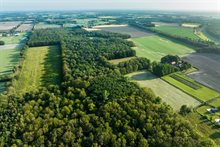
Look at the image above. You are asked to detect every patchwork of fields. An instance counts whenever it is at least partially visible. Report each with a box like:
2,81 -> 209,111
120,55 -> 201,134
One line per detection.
13,46 -> 61,94
126,71 -> 201,111
162,73 -> 220,102
132,36 -> 195,61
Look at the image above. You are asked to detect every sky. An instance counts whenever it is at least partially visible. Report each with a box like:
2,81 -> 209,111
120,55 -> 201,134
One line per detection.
0,0 -> 220,12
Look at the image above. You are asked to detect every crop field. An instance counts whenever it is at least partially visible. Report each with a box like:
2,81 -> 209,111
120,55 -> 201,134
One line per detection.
131,35 -> 195,61
209,98 -> 220,107
162,73 -> 220,102
13,46 -> 62,94
183,53 -> 220,92
181,23 -> 200,28
152,22 -> 178,27
153,26 -> 200,40
126,71 -> 201,111
34,23 -> 61,29
16,24 -> 33,32
0,21 -> 21,31
0,32 -> 27,44
93,25 -> 154,38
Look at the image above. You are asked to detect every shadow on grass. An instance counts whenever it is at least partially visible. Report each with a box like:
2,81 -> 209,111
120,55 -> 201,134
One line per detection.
210,132 -> 220,139
130,72 -> 157,81
41,46 -> 62,87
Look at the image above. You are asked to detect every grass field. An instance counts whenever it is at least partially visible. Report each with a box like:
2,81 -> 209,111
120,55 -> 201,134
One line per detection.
0,48 -> 22,76
126,71 -> 201,111
153,26 -> 199,40
131,36 -> 195,61
162,73 -> 220,102
0,33 -> 27,44
13,46 -> 62,94
109,57 -> 136,65
195,31 -> 210,41
186,112 -> 220,145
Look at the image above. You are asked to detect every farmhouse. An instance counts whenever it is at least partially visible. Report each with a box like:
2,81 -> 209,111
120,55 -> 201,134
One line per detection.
207,108 -> 218,113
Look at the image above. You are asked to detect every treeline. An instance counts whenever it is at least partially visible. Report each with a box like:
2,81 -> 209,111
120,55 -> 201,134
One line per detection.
0,28 -> 214,146
130,21 -> 220,54
118,57 -> 150,74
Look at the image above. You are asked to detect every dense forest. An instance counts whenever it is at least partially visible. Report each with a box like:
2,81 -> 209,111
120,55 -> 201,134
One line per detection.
0,28 -> 214,146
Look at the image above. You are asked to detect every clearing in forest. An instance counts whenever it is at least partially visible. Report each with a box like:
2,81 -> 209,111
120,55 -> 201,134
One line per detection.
13,46 -> 62,94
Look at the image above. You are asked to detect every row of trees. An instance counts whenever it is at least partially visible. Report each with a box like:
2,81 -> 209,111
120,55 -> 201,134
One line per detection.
118,57 -> 151,74
0,28 -> 214,146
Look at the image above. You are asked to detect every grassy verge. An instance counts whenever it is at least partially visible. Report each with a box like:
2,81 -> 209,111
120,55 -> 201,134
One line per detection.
131,35 -> 195,61
126,71 -> 201,111
162,73 -> 220,102
109,57 -> 136,65
12,46 -> 62,95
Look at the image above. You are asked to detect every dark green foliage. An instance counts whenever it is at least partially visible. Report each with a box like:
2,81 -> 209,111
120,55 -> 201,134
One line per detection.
118,57 -> 151,74
0,28 -> 214,146
179,105 -> 192,116
161,55 -> 180,64
152,63 -> 179,77
0,41 -> 5,45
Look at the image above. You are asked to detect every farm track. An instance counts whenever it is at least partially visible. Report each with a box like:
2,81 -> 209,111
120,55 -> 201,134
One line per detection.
183,53 -> 220,92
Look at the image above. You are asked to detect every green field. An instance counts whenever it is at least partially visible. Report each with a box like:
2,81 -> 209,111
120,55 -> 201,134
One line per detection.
153,26 -> 199,40
162,73 -> 220,102
13,46 -> 62,94
132,36 -> 195,61
209,98 -> 220,107
109,57 -> 136,65
0,48 -> 21,76
0,33 -> 26,44
126,71 -> 201,111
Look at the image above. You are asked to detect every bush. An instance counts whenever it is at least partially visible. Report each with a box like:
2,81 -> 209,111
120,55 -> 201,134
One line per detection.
0,41 -> 5,45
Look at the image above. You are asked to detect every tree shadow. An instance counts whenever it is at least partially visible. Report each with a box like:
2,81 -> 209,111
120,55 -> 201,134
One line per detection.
210,132 -> 220,139
131,72 -> 157,81
41,46 -> 62,87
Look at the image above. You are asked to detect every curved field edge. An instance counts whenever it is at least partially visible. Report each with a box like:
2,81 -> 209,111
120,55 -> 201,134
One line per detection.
126,70 -> 201,111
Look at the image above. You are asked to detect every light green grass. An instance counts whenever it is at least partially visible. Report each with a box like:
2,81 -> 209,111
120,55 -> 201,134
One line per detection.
126,71 -> 201,111
0,33 -> 26,44
162,73 -> 220,102
131,36 -> 195,61
195,30 -> 210,41
209,98 -> 220,107
0,48 -> 21,76
109,57 -> 136,65
13,46 -> 61,94
153,26 -> 199,40
186,112 -> 220,145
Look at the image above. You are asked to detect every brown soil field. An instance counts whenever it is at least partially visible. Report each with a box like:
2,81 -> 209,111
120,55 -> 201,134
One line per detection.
183,53 -> 220,92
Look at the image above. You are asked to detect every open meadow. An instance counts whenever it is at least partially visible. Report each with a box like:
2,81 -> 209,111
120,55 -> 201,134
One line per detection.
153,26 -> 200,40
34,23 -> 61,29
126,71 -> 201,111
162,73 -> 220,102
131,35 -> 195,61
12,46 -> 62,94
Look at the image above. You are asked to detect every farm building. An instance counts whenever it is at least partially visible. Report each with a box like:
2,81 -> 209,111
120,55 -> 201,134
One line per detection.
207,108 -> 218,113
